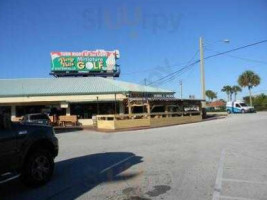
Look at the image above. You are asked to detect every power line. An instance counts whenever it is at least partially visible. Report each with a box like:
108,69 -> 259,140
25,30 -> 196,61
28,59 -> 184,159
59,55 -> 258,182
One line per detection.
122,58 -> 194,76
147,60 -> 200,86
148,39 -> 267,86
122,50 -> 200,77
146,50 -> 200,86
205,47 -> 267,65
153,66 -> 193,85
153,63 -> 196,86
204,39 -> 267,61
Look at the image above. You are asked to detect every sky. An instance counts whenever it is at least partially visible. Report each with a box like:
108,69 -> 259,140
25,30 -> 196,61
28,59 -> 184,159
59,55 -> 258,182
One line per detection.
0,0 -> 267,100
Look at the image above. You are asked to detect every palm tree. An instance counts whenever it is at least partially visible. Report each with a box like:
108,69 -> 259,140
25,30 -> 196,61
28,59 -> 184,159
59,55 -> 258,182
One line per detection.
212,92 -> 218,101
232,85 -> 242,101
206,90 -> 217,102
221,85 -> 233,101
238,70 -> 261,106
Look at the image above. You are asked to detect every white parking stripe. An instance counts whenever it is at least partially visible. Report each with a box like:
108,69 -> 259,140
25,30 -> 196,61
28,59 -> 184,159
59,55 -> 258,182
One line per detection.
220,195 -> 258,200
222,178 -> 267,185
212,149 -> 226,200
100,155 -> 135,174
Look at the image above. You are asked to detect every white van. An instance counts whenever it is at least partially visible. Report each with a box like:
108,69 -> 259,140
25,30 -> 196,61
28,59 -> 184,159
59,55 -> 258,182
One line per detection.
226,101 -> 255,114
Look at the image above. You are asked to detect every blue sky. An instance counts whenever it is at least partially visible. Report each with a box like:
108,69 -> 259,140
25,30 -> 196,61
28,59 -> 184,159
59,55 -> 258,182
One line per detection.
0,0 -> 266,100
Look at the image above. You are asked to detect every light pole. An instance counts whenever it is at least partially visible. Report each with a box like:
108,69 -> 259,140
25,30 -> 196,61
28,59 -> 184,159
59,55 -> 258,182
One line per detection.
179,80 -> 183,100
199,37 -> 206,107
199,37 -> 230,107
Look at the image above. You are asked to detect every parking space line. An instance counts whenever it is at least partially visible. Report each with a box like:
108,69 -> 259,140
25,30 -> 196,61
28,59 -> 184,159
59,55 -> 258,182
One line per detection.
225,167 -> 267,170
220,195 -> 258,200
222,178 -> 267,185
100,155 -> 135,174
212,149 -> 226,200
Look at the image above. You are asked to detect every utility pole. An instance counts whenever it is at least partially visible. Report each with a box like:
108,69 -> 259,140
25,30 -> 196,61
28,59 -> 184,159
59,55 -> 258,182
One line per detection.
144,78 -> 147,86
199,37 -> 206,107
179,80 -> 183,99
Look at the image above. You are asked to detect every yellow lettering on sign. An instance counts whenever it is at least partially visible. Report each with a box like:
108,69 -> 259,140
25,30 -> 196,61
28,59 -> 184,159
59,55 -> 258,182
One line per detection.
77,62 -> 85,69
99,61 -> 103,70
59,57 -> 75,67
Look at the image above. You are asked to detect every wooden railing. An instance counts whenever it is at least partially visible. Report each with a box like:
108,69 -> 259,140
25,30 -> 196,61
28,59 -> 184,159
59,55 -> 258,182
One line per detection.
58,115 -> 78,127
96,111 -> 202,130
97,111 -> 201,120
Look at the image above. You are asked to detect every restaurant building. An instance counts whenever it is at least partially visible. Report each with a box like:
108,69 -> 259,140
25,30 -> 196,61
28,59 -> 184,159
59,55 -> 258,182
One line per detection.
0,77 -> 203,127
0,50 -> 203,129
0,77 -> 171,125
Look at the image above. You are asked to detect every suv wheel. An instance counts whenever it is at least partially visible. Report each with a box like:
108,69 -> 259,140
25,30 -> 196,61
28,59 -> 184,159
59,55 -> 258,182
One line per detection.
227,110 -> 231,114
241,109 -> 245,114
21,149 -> 54,186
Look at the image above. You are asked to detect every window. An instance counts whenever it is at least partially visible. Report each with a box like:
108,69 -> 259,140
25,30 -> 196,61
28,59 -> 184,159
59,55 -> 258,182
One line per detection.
132,106 -> 147,114
16,105 -> 47,117
70,102 -> 119,119
0,106 -> 11,116
151,106 -> 165,113
235,104 -> 241,108
240,103 -> 247,107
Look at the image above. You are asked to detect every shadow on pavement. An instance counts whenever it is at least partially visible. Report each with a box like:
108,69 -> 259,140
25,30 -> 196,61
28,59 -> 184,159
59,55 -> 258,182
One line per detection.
0,152 -> 143,200
54,127 -> 84,134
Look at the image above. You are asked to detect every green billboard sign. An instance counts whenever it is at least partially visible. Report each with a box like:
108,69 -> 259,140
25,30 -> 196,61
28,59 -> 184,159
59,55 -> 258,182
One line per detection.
50,50 -> 119,73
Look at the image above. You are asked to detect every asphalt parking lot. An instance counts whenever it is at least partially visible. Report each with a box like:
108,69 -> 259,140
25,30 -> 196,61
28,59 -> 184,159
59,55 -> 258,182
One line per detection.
1,112 -> 267,200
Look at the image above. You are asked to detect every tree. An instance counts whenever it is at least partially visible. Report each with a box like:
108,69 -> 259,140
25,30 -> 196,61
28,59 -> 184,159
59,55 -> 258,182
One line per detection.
232,85 -> 242,101
238,70 -> 261,106
221,85 -> 233,101
206,90 -> 217,102
243,93 -> 267,111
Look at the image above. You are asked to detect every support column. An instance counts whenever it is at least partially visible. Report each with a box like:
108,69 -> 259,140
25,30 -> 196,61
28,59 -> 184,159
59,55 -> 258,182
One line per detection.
146,101 -> 151,119
66,105 -> 70,116
165,105 -> 168,118
128,105 -> 132,115
127,99 -> 132,115
147,101 -> 151,114
11,105 -> 16,121
119,101 -> 125,114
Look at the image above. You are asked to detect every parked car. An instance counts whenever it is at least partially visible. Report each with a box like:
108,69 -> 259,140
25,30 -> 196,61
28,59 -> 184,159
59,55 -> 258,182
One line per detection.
0,114 -> 58,186
21,113 -> 51,125
226,101 -> 255,114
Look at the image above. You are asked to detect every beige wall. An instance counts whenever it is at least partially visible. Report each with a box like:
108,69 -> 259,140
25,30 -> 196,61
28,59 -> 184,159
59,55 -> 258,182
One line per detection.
78,119 -> 93,126
150,115 -> 202,127
96,115 -> 202,130
115,118 -> 150,129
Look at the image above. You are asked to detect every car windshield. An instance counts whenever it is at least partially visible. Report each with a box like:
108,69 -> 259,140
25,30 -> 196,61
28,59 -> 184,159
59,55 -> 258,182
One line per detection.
240,103 -> 248,107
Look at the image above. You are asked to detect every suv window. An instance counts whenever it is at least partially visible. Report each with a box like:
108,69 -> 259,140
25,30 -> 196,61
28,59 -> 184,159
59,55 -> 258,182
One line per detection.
0,115 -> 12,130
0,115 -> 5,130
240,103 -> 247,107
235,104 -> 241,108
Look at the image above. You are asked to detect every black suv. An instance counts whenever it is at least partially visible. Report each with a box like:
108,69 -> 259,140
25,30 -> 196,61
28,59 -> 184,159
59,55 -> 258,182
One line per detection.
0,114 -> 58,186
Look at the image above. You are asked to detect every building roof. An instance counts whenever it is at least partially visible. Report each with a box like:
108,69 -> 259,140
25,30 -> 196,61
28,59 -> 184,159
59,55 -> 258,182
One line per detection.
207,100 -> 226,107
0,77 -> 174,97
